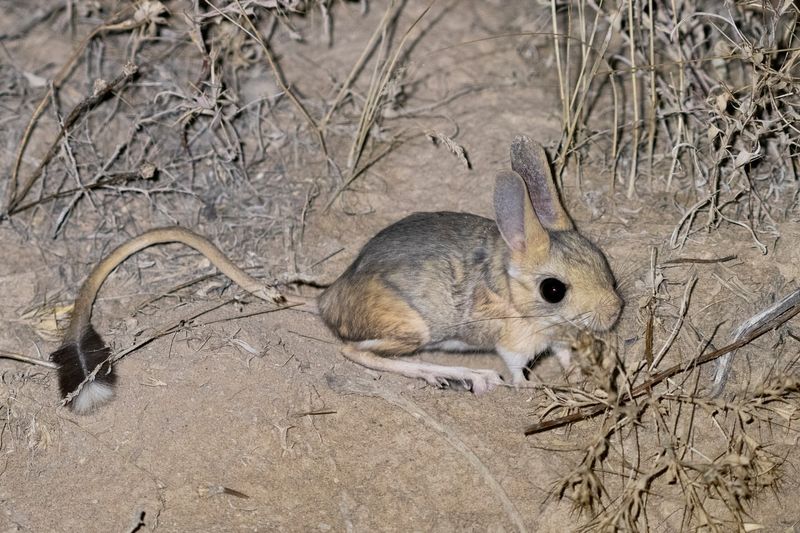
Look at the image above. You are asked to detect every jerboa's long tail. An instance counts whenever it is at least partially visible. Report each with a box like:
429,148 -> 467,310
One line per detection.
52,227 -> 291,414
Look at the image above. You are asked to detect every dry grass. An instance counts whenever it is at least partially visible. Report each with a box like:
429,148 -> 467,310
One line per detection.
550,0 -> 799,248
527,323 -> 797,531
0,0 -> 422,229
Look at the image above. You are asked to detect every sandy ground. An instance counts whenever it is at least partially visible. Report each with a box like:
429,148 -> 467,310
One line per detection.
0,1 -> 798,532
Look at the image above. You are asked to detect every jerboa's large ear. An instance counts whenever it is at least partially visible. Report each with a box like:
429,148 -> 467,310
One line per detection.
494,170 -> 548,254
511,135 -> 573,231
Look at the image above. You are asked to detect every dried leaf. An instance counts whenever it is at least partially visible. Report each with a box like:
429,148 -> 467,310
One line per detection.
21,304 -> 73,341
733,146 -> 762,168
229,338 -> 261,356
707,124 -> 722,142
715,93 -> 730,115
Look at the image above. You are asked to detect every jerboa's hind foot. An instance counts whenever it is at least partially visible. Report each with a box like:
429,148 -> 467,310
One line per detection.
341,344 -> 504,395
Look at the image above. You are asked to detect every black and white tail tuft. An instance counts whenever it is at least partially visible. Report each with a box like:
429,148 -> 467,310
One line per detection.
51,325 -> 117,413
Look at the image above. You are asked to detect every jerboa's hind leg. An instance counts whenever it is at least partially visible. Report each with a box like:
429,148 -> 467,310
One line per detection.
324,277 -> 503,394
342,339 -> 503,394
341,339 -> 504,395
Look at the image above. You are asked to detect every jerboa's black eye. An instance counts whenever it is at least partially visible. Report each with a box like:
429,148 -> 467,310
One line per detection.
540,278 -> 567,303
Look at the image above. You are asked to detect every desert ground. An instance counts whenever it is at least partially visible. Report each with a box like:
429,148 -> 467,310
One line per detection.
1,1 -> 798,531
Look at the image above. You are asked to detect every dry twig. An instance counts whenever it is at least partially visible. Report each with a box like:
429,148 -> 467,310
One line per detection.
6,63 -> 140,215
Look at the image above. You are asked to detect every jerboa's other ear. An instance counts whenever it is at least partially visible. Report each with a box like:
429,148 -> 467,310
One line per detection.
494,170 -> 549,254
510,135 -> 573,231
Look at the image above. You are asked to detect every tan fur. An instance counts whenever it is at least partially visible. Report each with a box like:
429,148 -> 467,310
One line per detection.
318,277 -> 430,354
470,276 -> 568,356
